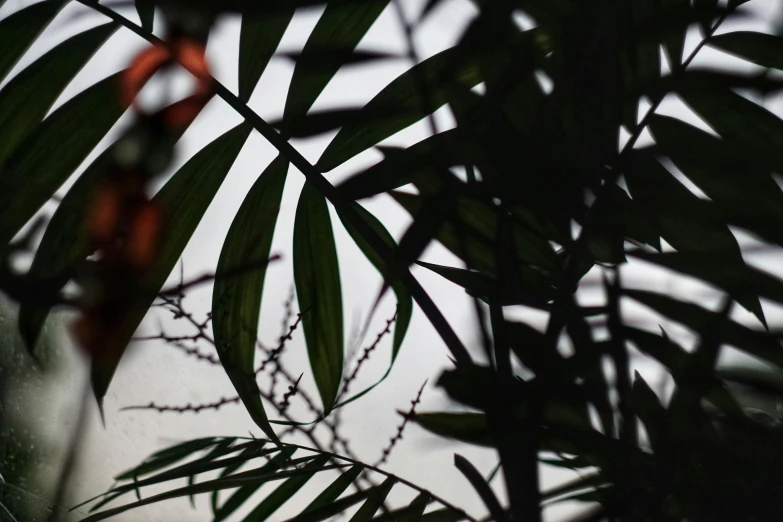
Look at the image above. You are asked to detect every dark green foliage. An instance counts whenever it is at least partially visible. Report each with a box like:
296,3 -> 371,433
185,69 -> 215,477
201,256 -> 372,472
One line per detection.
3,0 -> 783,521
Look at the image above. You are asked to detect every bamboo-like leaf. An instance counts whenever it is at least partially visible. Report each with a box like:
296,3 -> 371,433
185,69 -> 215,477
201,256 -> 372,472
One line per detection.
18,105 -> 195,352
283,0 -> 390,123
0,0 -> 68,84
287,477 -> 394,522
336,130 -> 463,201
410,412 -> 493,447
238,6 -> 294,102
135,0 -> 155,30
241,454 -> 332,521
111,442 -> 274,496
317,45 -> 485,171
293,182 -> 344,411
418,509 -> 468,522
297,464 -> 363,516
90,123 -> 252,408
214,446 -> 296,522
630,250 -> 783,318
454,454 -> 507,522
115,437 -> 225,480
335,203 -> 412,405
679,87 -> 783,178
626,290 -> 783,370
417,261 -> 553,309
0,71 -> 128,246
213,154 -> 288,443
83,458 -> 343,522
625,150 -> 744,257
0,22 -> 117,170
709,31 -> 783,70
631,372 -> 666,452
541,473 -> 606,505
372,492 -> 430,522
349,477 -> 395,521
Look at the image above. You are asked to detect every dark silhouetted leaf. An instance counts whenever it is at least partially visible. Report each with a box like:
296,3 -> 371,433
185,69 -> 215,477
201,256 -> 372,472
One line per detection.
709,31 -> 783,71
294,464 -> 363,520
90,123 -> 252,408
349,477 -> 395,521
213,155 -> 288,443
335,203 -> 412,405
293,182 -> 344,412
213,447 -> 296,522
135,0 -> 155,30
411,412 -> 493,446
0,71 -> 128,246
242,454 -> 332,521
317,45 -> 485,171
454,454 -> 507,522
283,0 -> 390,123
626,290 -> 783,370
0,0 -> 67,84
238,6 -> 294,102
0,22 -> 118,169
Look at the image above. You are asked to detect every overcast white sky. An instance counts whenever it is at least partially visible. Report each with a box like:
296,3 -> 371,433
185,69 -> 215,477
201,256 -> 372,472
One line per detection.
3,0 -> 783,521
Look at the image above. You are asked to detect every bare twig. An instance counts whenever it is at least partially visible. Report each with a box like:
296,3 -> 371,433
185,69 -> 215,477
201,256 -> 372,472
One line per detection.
377,381 -> 427,466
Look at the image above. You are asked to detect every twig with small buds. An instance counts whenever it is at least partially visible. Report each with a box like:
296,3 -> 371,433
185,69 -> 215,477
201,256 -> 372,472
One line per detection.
337,311 -> 397,403
376,381 -> 427,466
121,396 -> 240,414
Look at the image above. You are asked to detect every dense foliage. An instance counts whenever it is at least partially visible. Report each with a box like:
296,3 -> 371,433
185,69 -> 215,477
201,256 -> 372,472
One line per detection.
3,0 -> 783,520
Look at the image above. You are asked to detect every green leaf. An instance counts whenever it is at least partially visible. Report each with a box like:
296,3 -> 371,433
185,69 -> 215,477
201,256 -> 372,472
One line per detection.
623,326 -> 688,374
283,0 -> 390,123
242,454 -> 332,521
83,456 -> 340,522
90,123 -> 252,408
625,150 -> 743,256
297,465 -> 363,516
293,182 -> 344,412
391,191 -> 558,276
679,87 -> 783,177
214,446 -> 296,522
334,203 -> 412,405
0,22 -> 117,170
625,290 -> 783,370
111,442 -> 275,497
630,250 -> 783,321
410,412 -> 493,447
348,477 -> 395,521
454,454 -> 506,522
287,477 -> 393,522
213,154 -> 288,443
115,437 -> 224,480
709,31 -> 783,70
0,71 -> 127,246
317,45 -> 485,171
541,473 -> 606,505
372,492 -> 430,522
418,509 -> 469,522
416,261 -> 553,309
135,0 -> 155,31
0,0 -> 68,85
238,6 -> 294,102
18,108 -> 195,352
336,130 -> 463,201
630,372 -> 666,451
659,0 -> 700,69
648,116 -> 779,322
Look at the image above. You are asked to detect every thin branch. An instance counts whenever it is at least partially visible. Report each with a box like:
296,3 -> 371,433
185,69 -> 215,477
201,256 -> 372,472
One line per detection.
376,381 -> 426,466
